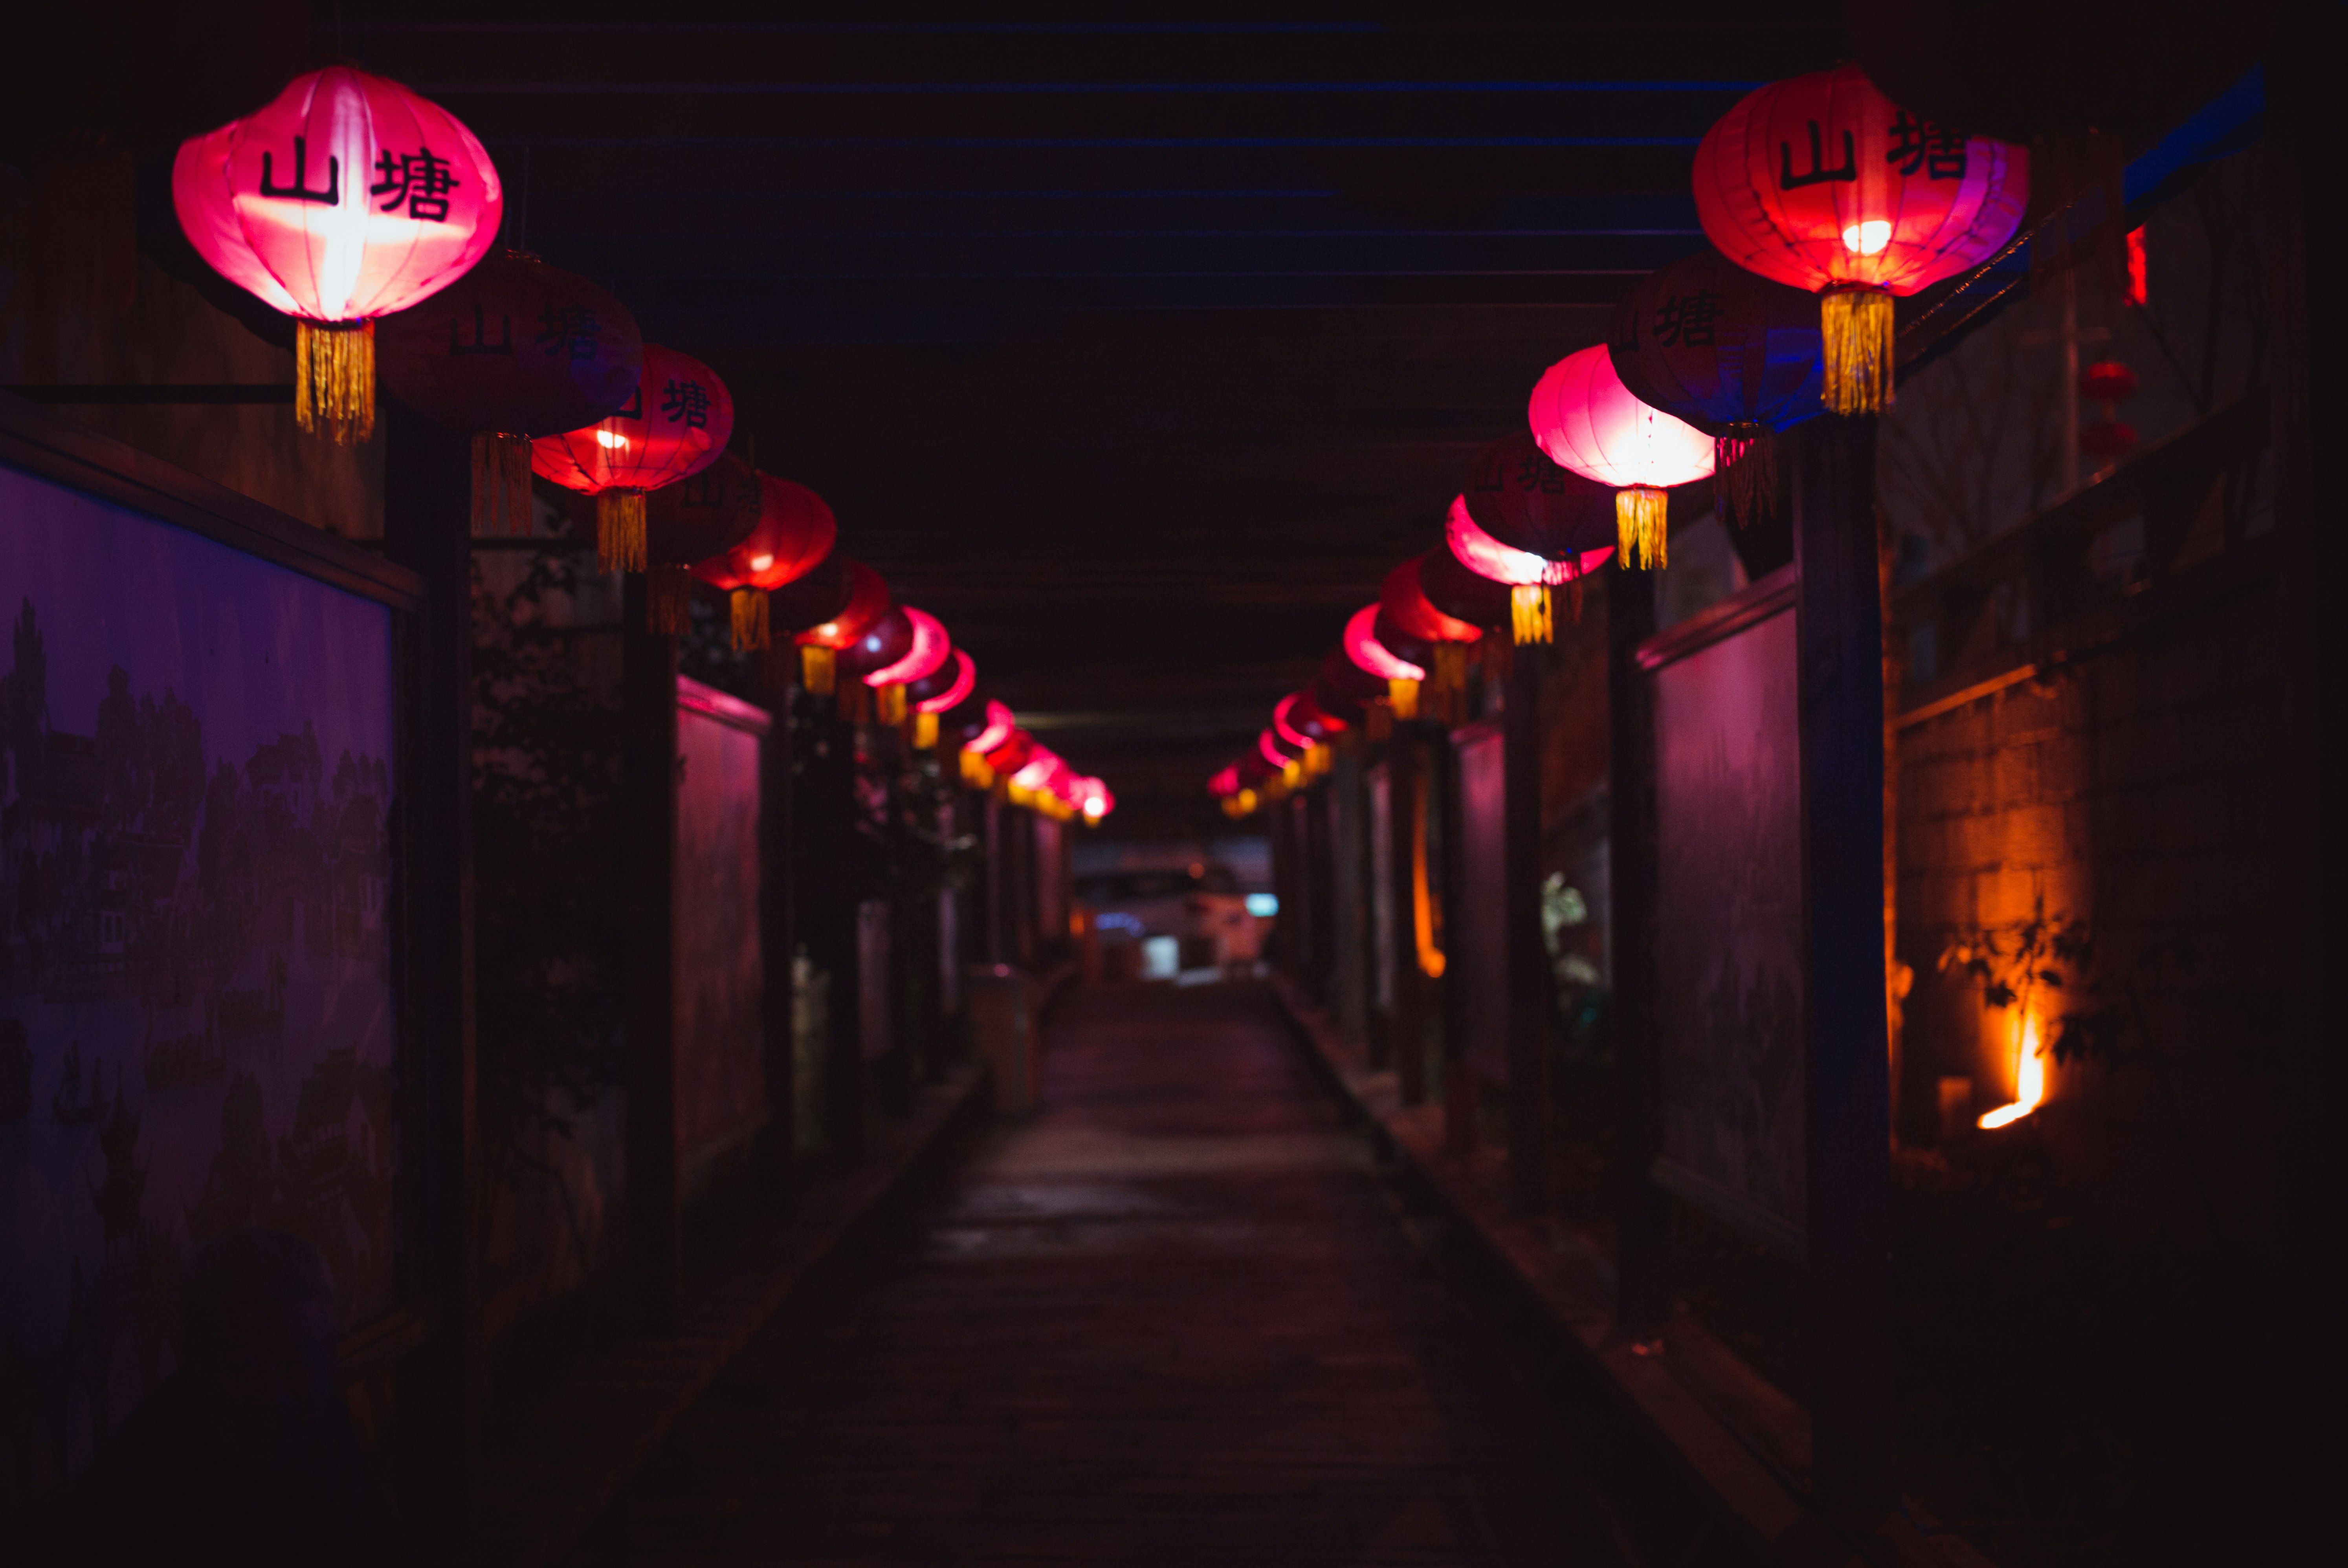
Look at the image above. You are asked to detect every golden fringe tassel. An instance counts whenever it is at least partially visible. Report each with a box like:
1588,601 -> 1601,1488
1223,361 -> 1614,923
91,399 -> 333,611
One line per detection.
1714,426 -> 1777,526
874,682 -> 908,725
912,711 -> 939,750
470,432 -> 535,536
961,751 -> 995,788
800,644 -> 837,697
1616,484 -> 1669,570
1821,284 -> 1896,415
1431,643 -> 1469,724
646,565 -> 695,636
1387,677 -> 1419,721
1511,583 -> 1554,645
730,588 -> 770,651
295,319 -> 375,444
597,490 -> 648,572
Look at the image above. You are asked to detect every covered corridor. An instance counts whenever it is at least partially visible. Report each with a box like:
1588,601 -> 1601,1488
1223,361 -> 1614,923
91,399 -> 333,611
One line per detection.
593,983 -> 1688,1566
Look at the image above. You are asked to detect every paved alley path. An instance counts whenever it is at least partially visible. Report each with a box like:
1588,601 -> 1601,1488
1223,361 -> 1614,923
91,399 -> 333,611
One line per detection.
599,982 -> 1639,1565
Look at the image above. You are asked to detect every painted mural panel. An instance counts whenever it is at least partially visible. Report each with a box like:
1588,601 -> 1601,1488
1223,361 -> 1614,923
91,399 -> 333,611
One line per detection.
672,681 -> 767,1202
1453,725 -> 1507,1084
0,460 -> 398,1478
1652,606 -> 1806,1251
1366,764 -> 1394,1013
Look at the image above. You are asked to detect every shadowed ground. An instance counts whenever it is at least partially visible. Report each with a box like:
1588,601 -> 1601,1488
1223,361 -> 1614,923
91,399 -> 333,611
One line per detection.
594,981 -> 1645,1566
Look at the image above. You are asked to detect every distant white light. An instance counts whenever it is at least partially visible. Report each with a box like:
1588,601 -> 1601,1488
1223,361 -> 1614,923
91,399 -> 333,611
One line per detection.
1246,894 -> 1279,917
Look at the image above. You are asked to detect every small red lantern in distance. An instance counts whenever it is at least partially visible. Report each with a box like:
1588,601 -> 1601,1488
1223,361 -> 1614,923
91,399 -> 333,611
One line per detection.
906,650 -> 978,750
640,451 -> 763,636
379,251 -> 643,535
790,561 -> 890,697
174,65 -> 503,443
1529,346 -> 1713,572
1345,604 -> 1427,720
531,343 -> 736,573
1692,62 -> 2027,415
693,476 -> 840,651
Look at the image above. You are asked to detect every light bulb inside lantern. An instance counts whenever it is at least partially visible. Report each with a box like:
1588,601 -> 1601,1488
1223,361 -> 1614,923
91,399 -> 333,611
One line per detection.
748,553 -> 774,572
1841,219 -> 1892,256
596,428 -> 628,449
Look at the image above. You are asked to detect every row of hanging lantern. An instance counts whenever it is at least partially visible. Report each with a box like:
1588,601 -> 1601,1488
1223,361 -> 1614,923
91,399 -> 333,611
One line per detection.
169,62 -> 1108,827
1213,60 -> 2031,811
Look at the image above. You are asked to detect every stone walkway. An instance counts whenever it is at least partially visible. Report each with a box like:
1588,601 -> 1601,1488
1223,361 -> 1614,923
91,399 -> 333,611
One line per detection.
593,982 -> 1641,1565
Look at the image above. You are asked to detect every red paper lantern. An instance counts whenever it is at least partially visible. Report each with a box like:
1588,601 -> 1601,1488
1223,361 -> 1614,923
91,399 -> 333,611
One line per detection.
1692,62 -> 2027,414
1529,346 -> 1713,572
789,560 -> 890,697
850,606 -> 949,726
769,553 -> 853,633
1414,544 -> 1516,636
1075,779 -> 1115,825
1607,251 -> 1822,523
692,476 -> 840,651
530,343 -> 735,572
1381,557 -> 1481,647
378,251 -> 643,535
1345,604 -> 1427,720
966,702 -> 1018,760
1320,646 -> 1387,708
173,65 -> 502,443
640,451 -> 761,635
909,649 -> 978,718
1459,434 -> 1622,639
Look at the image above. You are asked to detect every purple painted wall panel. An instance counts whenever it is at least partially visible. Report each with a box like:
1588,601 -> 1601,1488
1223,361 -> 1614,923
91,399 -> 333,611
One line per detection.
672,680 -> 767,1202
0,460 -> 399,1476
1454,725 -> 1507,1084
1651,606 -> 1806,1253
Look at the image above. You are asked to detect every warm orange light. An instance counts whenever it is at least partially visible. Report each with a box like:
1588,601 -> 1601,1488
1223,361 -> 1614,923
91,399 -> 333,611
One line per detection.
1411,782 -> 1445,980
1978,1011 -> 2046,1129
2125,227 -> 2148,306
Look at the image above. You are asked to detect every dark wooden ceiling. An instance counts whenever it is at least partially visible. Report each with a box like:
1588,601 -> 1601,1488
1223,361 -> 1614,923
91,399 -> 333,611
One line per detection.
346,4 -> 1846,834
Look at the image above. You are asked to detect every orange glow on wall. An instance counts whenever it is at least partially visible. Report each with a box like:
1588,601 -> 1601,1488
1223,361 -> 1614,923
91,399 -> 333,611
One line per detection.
2125,225 -> 2148,306
1978,1011 -> 2047,1129
1411,782 -> 1445,980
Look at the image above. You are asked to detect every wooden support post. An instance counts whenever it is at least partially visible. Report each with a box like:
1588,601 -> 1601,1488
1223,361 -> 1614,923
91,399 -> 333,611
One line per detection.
620,577 -> 682,1328
1387,735 -> 1429,1106
982,790 -> 1006,966
1307,785 -> 1337,1001
756,648 -> 796,1189
1606,564 -> 1669,1338
1502,644 -> 1549,1213
816,716 -> 867,1163
1432,724 -> 1475,1151
1794,414 -> 1897,1522
380,405 -> 480,1531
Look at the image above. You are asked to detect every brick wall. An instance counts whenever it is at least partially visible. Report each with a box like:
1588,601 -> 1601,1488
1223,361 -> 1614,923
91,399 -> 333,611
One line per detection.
1896,549 -> 2289,1248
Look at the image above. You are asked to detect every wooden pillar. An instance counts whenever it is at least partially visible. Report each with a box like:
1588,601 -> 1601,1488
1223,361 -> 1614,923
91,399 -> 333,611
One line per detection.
1306,785 -> 1337,1000
1386,736 -> 1429,1105
380,405 -> 479,1529
1502,645 -> 1549,1213
817,716 -> 867,1163
1606,564 -> 1669,1338
756,650 -> 796,1187
1431,723 -> 1474,1150
1794,414 -> 1897,1522
620,578 -> 682,1327
982,789 -> 1006,965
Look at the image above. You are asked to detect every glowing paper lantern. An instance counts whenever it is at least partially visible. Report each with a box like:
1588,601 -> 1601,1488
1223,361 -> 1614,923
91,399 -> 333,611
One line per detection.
1691,62 -> 2027,414
1320,646 -> 1387,709
172,65 -> 503,443
786,559 -> 889,696
856,606 -> 950,725
1414,544 -> 1515,636
1345,604 -> 1427,720
1456,434 -> 1621,639
530,343 -> 735,571
379,251 -> 642,534
906,649 -> 978,749
689,476 -> 838,651
641,450 -> 762,635
1077,779 -> 1115,826
1607,251 -> 1822,523
1529,346 -> 1713,572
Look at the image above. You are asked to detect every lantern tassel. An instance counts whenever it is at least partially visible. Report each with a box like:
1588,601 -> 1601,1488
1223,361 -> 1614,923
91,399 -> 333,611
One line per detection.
730,588 -> 770,651
1714,425 -> 1777,526
470,432 -> 535,536
1616,485 -> 1669,571
1821,284 -> 1896,416
597,490 -> 648,573
295,319 -> 375,444
1511,584 -> 1554,645
646,565 -> 694,636
912,711 -> 940,750
874,682 -> 908,725
1387,677 -> 1420,722
800,644 -> 837,697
